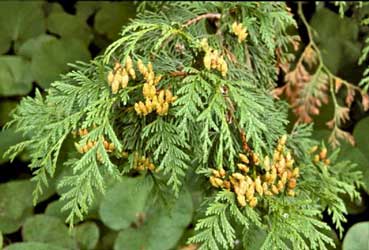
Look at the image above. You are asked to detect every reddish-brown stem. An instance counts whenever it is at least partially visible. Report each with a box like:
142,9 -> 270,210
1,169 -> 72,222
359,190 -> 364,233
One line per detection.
182,13 -> 221,28
170,71 -> 189,77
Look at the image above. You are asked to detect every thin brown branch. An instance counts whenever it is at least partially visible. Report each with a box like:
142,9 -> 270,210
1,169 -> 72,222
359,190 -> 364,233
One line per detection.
223,47 -> 238,64
170,71 -> 189,77
182,13 -> 221,28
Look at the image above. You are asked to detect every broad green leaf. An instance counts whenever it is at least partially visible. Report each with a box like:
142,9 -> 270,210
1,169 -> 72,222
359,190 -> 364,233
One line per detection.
22,215 -> 77,250
96,231 -> 118,250
114,228 -> 147,250
74,222 -> 100,250
0,66 -> 12,97
76,1 -> 102,21
0,207 -> 33,235
0,180 -> 36,233
94,2 -> 136,40
0,179 -> 54,234
99,176 -> 153,230
18,36 -> 90,89
0,180 -> 34,219
44,2 -> 64,15
4,242 -> 68,250
0,100 -> 17,126
310,8 -> 361,75
18,35 -> 56,59
45,200 -> 73,222
0,2 -> 45,54
0,56 -> 33,97
47,12 -> 93,46
0,128 -> 24,164
46,200 -> 99,233
0,231 -> 2,250
35,38 -> 90,88
343,222 -> 369,250
353,116 -> 369,159
114,189 -> 193,250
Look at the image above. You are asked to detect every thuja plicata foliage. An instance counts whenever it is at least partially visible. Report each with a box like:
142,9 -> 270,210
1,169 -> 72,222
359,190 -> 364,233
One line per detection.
3,2 -> 364,249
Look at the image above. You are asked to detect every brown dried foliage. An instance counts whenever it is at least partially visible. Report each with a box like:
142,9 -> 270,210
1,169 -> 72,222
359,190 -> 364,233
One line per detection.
275,44 -> 329,123
275,37 -> 368,146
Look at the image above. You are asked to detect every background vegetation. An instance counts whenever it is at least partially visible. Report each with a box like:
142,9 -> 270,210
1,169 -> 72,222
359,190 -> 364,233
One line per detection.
0,1 -> 368,250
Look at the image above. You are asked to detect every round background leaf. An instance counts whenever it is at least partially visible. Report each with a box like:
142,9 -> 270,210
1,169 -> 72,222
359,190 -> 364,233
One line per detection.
0,207 -> 33,234
114,228 -> 147,250
0,56 -> 33,97
95,231 -> 118,250
22,215 -> 77,249
99,176 -> 153,230
75,1 -> 102,21
44,200 -> 72,222
0,231 -> 3,250
45,199 -> 96,223
0,207 -> 32,235
353,116 -> 369,159
0,128 -> 24,164
310,8 -> 361,75
94,2 -> 136,40
18,36 -> 90,89
31,38 -> 90,89
17,35 -> 56,59
343,222 -> 369,250
47,11 -> 93,46
74,222 -> 100,250
4,242 -> 68,250
114,188 -> 193,250
0,2 -> 45,54
0,100 -> 17,126
0,180 -> 35,233
44,2 -> 64,16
